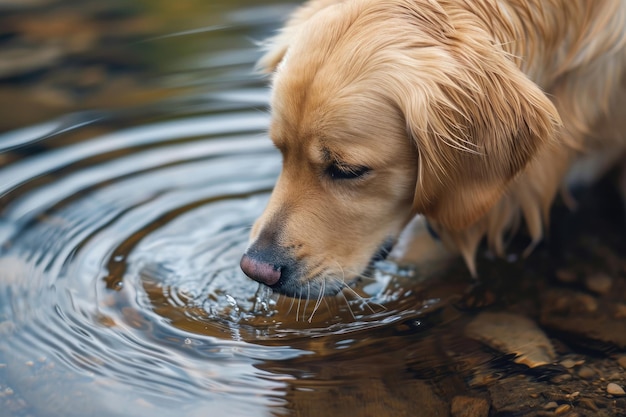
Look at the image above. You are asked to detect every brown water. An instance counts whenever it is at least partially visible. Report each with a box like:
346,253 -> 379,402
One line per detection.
2,1 -> 626,417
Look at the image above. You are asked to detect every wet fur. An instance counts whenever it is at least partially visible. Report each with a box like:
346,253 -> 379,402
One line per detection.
245,0 -> 626,296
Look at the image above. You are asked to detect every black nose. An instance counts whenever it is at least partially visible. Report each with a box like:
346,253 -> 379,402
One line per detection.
240,253 -> 282,286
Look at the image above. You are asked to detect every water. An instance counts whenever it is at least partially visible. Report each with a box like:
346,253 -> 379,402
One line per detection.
0,2 -> 475,416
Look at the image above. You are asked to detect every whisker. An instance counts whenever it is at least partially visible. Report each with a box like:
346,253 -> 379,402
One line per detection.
342,283 -> 379,314
331,261 -> 358,320
335,262 -> 387,314
296,287 -> 303,322
303,282 -> 311,322
339,289 -> 357,320
286,293 -> 296,317
308,279 -> 325,323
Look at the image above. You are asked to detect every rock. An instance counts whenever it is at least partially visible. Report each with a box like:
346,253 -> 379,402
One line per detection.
585,273 -> 613,295
607,383 -> 625,396
465,312 -> 555,368
577,366 -> 595,380
555,404 -> 572,415
450,396 -> 490,417
560,358 -> 577,369
617,356 -> 626,369
543,401 -> 558,410
551,374 -> 572,384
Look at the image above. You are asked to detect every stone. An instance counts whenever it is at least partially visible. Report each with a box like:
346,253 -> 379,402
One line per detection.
585,273 -> 613,295
466,312 -> 555,368
577,366 -> 595,380
607,383 -> 625,396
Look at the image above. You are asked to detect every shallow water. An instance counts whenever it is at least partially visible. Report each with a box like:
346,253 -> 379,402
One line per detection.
0,2 -> 478,416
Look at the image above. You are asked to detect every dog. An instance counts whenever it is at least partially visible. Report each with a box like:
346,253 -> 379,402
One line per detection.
240,0 -> 626,298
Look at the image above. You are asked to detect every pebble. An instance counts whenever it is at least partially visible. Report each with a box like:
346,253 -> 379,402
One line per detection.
577,366 -> 595,380
606,383 -> 625,396
555,404 -> 571,415
551,374 -> 573,384
585,273 -> 613,295
560,358 -> 577,369
616,355 -> 626,369
567,391 -> 580,399
465,312 -> 555,368
543,401 -> 558,410
450,396 -> 490,417
577,398 -> 598,411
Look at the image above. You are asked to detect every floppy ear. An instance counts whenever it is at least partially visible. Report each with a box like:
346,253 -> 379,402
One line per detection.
256,0 -> 340,73
395,38 -> 562,231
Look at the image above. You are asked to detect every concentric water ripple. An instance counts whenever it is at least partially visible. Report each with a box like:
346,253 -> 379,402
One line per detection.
0,4 -> 460,417
0,107 -> 452,416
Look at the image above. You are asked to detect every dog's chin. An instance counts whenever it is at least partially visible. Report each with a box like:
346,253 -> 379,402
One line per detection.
267,238 -> 396,299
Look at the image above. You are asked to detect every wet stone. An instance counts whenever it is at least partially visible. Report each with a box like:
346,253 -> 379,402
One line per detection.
543,401 -> 558,410
554,404 -> 571,415
551,373 -> 573,384
577,366 -> 595,380
585,273 -> 613,295
607,383 -> 626,396
559,358 -> 577,369
465,312 -> 555,368
450,396 -> 490,417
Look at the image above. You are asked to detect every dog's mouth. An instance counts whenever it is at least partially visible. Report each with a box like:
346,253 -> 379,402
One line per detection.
256,238 -> 396,300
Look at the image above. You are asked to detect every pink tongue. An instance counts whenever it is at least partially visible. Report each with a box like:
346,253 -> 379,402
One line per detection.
240,255 -> 281,286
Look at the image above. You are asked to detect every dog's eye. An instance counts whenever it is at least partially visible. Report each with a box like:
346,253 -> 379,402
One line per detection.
326,163 -> 371,180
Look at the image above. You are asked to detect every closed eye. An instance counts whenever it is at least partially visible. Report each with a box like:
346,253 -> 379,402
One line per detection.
326,163 -> 371,180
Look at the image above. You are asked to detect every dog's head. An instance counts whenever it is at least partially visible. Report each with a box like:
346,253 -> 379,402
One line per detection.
241,0 -> 560,297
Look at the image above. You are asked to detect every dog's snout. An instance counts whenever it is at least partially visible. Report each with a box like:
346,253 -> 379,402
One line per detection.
240,253 -> 281,286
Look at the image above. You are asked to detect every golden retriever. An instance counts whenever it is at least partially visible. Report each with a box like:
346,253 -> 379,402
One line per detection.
240,0 -> 626,298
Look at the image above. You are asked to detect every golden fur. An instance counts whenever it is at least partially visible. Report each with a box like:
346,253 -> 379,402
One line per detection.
241,0 -> 626,296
